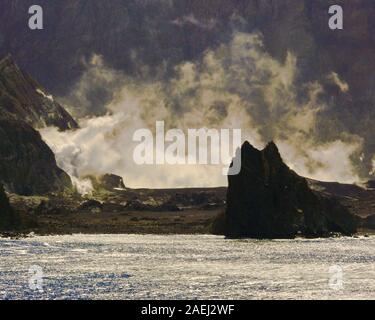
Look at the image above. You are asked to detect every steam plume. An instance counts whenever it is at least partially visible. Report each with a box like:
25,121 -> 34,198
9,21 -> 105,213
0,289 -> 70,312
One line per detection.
41,32 -> 365,190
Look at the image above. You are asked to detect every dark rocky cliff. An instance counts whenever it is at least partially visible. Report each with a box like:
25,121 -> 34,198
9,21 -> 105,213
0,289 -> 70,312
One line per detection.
0,55 -> 77,130
0,118 -> 72,195
0,184 -> 19,231
215,141 -> 357,238
0,56 -> 75,195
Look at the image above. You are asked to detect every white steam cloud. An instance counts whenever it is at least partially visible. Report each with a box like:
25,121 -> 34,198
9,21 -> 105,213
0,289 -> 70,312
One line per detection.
41,32 -> 363,190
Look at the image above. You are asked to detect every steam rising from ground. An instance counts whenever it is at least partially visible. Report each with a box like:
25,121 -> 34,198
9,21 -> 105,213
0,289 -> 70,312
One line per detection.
41,32 -> 364,190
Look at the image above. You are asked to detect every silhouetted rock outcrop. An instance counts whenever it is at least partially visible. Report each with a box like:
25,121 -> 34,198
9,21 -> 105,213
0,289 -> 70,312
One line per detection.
215,141 -> 357,238
0,118 -> 72,195
0,184 -> 19,231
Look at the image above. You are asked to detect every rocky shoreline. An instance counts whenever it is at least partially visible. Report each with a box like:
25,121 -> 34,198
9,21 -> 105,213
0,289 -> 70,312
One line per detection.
1,182 -> 374,239
0,187 -> 227,238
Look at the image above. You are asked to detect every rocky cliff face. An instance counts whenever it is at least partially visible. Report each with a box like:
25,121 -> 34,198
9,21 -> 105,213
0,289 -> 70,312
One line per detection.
0,55 -> 77,130
0,184 -> 19,231
217,141 -> 357,238
0,56 -> 75,195
0,118 -> 72,195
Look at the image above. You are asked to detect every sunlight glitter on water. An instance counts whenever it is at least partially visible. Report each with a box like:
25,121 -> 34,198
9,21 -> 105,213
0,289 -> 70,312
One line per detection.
0,234 -> 374,300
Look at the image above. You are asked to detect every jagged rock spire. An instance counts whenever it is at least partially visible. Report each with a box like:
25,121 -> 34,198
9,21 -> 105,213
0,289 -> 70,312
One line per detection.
213,141 -> 357,239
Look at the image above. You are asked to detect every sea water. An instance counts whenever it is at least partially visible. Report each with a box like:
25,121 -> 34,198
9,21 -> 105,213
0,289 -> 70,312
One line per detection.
0,234 -> 374,300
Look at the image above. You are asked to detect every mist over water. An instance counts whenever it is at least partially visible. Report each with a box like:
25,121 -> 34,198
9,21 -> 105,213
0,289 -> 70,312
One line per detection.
41,33 -> 367,189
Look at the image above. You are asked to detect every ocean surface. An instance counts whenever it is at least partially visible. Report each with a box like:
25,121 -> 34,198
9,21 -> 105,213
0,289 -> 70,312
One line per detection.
0,234 -> 374,300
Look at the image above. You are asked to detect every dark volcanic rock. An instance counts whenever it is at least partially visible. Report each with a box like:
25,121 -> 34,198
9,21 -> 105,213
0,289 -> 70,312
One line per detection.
217,141 -> 357,238
34,199 -> 75,216
366,180 -> 375,190
0,55 -> 77,130
307,179 -> 367,198
0,56 -> 76,195
0,184 -> 19,230
78,199 -> 103,213
98,174 -> 126,190
124,199 -> 180,212
84,174 -> 126,191
361,215 -> 375,229
0,118 -> 72,195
